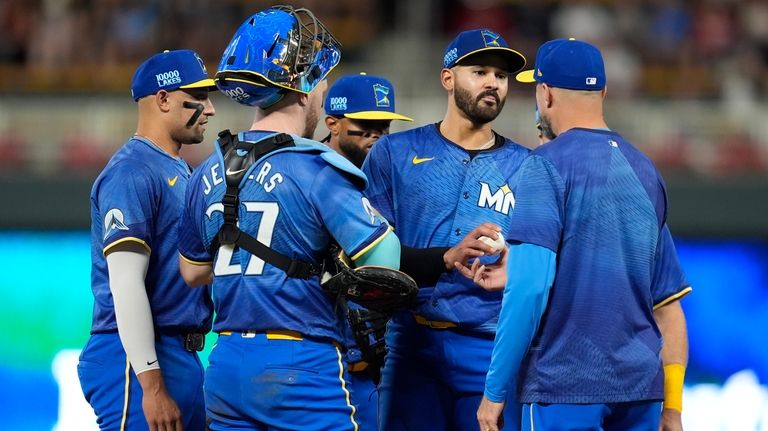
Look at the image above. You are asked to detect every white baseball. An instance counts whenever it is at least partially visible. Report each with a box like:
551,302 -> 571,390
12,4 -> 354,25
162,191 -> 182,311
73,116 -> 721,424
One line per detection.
478,234 -> 505,254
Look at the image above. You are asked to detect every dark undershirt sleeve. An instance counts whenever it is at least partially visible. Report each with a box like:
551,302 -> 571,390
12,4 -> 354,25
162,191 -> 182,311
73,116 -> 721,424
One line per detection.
400,245 -> 450,286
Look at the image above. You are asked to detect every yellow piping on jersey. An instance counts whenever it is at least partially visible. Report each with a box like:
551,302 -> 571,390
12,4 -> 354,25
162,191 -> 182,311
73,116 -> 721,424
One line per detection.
179,253 -> 213,266
103,237 -> 150,255
653,286 -> 693,310
350,227 -> 392,261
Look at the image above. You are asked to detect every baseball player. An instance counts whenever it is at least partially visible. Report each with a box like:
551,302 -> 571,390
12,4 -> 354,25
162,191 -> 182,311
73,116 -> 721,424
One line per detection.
176,7 -> 404,430
323,72 -> 413,430
323,72 -> 413,168
78,49 -> 216,431
476,38 -> 691,431
362,28 -> 529,430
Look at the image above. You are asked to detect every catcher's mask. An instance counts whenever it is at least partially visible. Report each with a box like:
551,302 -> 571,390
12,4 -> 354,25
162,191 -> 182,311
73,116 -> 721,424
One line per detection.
215,5 -> 342,108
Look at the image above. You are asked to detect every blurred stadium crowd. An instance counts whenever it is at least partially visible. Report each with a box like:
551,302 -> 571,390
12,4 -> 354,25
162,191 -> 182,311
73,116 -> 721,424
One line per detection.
0,0 -> 767,177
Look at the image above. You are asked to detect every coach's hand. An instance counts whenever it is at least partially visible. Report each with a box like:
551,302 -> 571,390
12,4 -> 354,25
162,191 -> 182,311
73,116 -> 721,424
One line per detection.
138,369 -> 184,431
477,396 -> 505,431
659,408 -> 683,431
444,223 -> 502,269
454,246 -> 508,291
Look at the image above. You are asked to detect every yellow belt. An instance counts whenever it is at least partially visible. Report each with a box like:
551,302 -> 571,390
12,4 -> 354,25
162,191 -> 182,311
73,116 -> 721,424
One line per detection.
219,329 -> 304,341
348,360 -> 370,373
414,315 -> 458,329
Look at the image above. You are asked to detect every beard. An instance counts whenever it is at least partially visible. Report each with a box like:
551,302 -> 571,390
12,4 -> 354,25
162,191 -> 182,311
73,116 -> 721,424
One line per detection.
303,100 -> 321,139
454,84 -> 505,124
338,137 -> 368,168
539,114 -> 557,141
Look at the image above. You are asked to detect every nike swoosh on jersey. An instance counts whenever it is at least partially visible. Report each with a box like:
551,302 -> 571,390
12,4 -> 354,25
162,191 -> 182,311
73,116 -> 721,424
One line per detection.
146,359 -> 158,366
226,167 -> 247,176
412,156 -> 435,165
167,176 -> 179,186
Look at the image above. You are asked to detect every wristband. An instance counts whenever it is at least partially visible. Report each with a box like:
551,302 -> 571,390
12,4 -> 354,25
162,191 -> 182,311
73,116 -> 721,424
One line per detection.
663,363 -> 685,412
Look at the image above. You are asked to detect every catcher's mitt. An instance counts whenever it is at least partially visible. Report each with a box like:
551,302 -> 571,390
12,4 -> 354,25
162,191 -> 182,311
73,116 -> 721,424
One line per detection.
322,248 -> 418,314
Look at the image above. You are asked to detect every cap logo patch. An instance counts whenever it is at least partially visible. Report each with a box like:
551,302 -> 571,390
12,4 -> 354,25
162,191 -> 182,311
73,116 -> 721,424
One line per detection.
373,84 -> 390,108
329,96 -> 347,112
481,30 -> 501,47
194,52 -> 207,73
444,48 -> 458,67
586,77 -> 597,85
156,70 -> 181,88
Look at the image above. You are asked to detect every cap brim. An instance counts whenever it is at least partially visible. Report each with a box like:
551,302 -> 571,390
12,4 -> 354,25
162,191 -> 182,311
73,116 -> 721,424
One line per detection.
454,47 -> 527,73
180,78 -> 218,91
344,111 -> 414,122
515,69 -> 536,83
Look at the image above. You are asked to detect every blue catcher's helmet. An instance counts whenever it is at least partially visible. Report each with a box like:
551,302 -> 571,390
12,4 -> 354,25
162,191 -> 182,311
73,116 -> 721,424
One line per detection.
216,5 -> 342,108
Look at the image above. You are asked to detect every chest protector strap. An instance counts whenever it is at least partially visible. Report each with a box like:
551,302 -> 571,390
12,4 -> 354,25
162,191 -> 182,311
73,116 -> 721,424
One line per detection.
208,130 -> 323,279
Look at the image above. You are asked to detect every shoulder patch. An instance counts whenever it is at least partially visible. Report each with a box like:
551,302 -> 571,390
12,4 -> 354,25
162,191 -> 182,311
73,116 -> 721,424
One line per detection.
103,208 -> 129,240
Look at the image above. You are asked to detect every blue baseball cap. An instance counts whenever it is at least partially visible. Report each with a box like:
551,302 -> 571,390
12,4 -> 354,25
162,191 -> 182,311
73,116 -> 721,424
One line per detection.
443,29 -> 526,73
325,73 -> 413,121
131,49 -> 216,101
516,38 -> 606,91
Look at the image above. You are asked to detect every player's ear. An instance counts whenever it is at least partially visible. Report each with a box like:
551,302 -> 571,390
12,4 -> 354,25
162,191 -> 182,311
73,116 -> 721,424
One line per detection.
155,90 -> 171,112
325,116 -> 340,135
540,84 -> 553,109
297,91 -> 310,107
440,68 -> 454,92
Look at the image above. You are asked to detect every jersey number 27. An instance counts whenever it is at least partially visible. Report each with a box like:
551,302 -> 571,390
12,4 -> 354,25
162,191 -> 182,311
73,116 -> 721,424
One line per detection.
206,201 -> 279,276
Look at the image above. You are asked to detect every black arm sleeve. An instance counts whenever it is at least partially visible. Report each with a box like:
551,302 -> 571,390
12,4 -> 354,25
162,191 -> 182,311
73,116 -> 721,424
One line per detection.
400,246 -> 450,286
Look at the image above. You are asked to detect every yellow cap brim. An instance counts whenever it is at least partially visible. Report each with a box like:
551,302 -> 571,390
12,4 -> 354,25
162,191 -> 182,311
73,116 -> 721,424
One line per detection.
180,78 -> 218,91
515,69 -> 536,83
344,111 -> 414,122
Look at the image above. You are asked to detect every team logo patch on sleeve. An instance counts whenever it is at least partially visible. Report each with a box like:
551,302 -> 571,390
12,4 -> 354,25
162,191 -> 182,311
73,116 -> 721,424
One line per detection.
103,208 -> 129,240
361,197 -> 380,225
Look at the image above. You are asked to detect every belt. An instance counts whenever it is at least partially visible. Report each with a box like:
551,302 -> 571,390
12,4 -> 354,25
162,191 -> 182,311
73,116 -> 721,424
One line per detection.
156,329 -> 206,352
219,329 -> 304,341
414,314 -> 458,329
218,330 -> 343,350
348,360 -> 370,373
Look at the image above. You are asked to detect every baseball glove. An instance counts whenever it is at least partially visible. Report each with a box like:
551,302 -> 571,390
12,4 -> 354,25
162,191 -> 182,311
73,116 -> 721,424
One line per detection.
322,248 -> 418,314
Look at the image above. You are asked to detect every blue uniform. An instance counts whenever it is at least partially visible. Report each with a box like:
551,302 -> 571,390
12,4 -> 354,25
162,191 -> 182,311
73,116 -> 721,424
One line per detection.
78,136 -> 213,431
362,123 -> 529,430
178,131 -> 391,430
486,128 -> 691,429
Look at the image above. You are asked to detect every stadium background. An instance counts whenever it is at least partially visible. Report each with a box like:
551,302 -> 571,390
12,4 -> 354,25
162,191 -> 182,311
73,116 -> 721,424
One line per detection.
0,0 -> 766,429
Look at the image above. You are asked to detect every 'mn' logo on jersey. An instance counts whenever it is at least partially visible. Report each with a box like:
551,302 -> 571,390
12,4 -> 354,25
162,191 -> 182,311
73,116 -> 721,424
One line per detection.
478,182 -> 515,215
103,208 -> 129,240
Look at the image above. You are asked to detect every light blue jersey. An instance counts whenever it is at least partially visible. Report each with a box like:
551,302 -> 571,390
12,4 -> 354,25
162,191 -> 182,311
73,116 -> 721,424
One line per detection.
82,136 -> 211,431
364,123 -> 529,431
178,131 -> 391,341
501,128 -> 692,403
363,123 -> 530,333
89,137 -> 213,333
